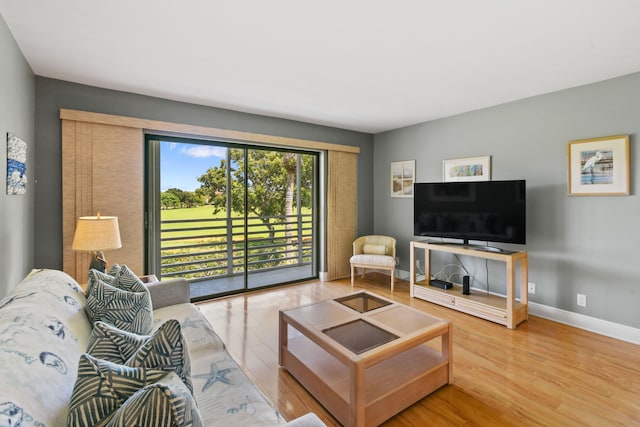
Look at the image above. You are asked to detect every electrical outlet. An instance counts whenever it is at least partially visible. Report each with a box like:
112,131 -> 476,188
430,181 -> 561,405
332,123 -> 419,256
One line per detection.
577,293 -> 587,307
528,282 -> 536,294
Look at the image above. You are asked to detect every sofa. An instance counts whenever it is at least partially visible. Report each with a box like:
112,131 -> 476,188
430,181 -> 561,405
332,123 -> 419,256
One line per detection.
0,268 -> 325,426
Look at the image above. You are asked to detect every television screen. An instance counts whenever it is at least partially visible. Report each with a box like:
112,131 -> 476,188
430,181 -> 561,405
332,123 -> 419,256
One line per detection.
413,180 -> 526,245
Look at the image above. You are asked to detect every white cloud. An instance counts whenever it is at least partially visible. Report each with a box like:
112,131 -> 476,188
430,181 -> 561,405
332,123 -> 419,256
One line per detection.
180,145 -> 226,158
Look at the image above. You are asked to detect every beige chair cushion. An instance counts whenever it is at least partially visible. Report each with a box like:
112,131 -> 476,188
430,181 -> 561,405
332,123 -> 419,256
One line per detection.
350,254 -> 395,267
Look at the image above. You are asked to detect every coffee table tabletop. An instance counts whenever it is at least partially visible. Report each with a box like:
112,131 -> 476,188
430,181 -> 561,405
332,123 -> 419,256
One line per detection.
279,291 -> 452,427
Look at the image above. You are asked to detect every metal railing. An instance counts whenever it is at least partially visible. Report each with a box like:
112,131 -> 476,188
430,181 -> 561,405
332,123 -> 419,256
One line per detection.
160,214 -> 313,280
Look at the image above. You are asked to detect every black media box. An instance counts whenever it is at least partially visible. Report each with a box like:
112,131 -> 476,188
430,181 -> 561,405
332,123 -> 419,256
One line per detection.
429,279 -> 453,290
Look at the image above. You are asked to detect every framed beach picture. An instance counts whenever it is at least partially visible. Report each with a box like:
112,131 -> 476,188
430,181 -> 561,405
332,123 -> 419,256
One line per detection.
567,135 -> 629,196
443,156 -> 491,182
390,160 -> 415,198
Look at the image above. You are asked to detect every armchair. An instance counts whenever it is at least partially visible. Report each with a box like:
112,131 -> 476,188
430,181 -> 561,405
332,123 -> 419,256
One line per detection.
350,235 -> 397,291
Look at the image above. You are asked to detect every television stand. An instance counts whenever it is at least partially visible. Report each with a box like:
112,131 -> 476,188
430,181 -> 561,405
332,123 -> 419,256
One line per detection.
410,241 -> 528,329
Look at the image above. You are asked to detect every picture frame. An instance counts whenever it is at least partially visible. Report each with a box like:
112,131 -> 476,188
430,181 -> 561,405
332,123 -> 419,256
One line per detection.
442,156 -> 491,182
390,160 -> 415,198
7,133 -> 27,195
567,135 -> 630,196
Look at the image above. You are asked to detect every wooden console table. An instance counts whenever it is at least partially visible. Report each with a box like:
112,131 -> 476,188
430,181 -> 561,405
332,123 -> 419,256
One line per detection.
410,241 -> 528,329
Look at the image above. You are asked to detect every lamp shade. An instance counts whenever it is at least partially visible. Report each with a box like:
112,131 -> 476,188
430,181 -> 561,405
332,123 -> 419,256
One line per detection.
72,215 -> 122,251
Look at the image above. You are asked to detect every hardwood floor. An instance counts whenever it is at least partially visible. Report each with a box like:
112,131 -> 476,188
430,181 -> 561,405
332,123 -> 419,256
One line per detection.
196,274 -> 640,426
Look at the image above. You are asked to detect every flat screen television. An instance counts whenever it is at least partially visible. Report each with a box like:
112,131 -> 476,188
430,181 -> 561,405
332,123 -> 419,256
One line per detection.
413,180 -> 526,245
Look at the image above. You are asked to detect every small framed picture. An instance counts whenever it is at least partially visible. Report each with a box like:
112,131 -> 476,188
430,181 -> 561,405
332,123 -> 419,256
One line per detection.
443,156 -> 491,182
567,135 -> 629,196
7,133 -> 28,195
390,160 -> 415,198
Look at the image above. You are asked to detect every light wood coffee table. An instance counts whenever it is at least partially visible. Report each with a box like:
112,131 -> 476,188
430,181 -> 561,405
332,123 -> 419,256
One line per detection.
279,292 -> 452,427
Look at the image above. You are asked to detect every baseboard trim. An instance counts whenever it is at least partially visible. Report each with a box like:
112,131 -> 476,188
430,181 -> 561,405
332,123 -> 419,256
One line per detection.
528,302 -> 640,345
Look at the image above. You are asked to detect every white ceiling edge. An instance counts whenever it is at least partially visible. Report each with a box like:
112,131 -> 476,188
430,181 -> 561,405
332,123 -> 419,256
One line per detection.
2,0 -> 640,133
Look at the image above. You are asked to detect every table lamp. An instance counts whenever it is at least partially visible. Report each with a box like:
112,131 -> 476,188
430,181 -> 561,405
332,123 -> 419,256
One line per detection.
72,212 -> 122,273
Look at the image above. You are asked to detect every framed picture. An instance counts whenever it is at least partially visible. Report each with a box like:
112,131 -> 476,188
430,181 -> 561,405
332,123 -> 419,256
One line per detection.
567,135 -> 630,196
7,133 -> 27,195
442,156 -> 491,182
390,160 -> 415,198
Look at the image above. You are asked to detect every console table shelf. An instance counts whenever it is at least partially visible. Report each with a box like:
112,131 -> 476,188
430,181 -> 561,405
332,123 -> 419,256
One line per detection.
410,241 -> 528,329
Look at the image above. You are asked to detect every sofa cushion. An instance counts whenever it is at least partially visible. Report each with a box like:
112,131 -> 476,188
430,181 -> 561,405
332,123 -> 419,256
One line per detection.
350,254 -> 395,267
86,265 -> 153,334
153,303 -> 285,426
87,319 -> 193,393
67,353 -> 184,426
0,269 -> 91,427
152,303 -> 226,354
106,371 -> 203,427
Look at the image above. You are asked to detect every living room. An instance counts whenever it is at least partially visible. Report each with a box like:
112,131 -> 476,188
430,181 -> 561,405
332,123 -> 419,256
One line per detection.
1,2 -> 639,426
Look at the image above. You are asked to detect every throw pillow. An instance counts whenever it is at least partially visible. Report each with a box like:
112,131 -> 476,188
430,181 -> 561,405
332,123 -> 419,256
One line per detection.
108,263 -> 122,275
85,264 -> 140,300
87,320 -> 193,393
85,269 -> 116,312
85,265 -> 153,334
67,354 -> 176,426
106,372 -> 203,427
363,243 -> 388,255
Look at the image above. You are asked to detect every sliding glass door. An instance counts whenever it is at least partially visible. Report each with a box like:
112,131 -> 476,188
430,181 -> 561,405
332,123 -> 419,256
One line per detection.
146,136 -> 318,300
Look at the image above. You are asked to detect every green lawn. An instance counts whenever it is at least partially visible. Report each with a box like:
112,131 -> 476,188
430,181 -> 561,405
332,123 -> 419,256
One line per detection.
160,205 -> 312,240
161,205 -> 219,221
159,206 -> 313,278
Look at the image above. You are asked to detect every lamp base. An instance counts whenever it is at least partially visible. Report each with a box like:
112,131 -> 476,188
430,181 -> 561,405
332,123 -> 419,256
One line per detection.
89,251 -> 107,273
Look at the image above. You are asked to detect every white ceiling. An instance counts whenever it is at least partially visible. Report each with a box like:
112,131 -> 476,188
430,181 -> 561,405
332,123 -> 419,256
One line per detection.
2,1 -> 640,134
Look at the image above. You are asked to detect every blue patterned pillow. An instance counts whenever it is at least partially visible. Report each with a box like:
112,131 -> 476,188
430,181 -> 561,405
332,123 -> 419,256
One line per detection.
86,265 -> 153,334
87,320 -> 193,393
85,265 -> 121,302
86,264 -> 141,301
106,372 -> 203,427
67,354 -> 177,426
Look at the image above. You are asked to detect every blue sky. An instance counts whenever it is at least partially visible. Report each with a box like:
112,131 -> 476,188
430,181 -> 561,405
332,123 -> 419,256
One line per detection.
160,141 -> 225,192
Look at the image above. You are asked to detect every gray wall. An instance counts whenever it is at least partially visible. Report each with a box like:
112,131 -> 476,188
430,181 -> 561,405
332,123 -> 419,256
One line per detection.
0,16 -> 35,297
375,72 -> 640,329
34,77 -> 374,271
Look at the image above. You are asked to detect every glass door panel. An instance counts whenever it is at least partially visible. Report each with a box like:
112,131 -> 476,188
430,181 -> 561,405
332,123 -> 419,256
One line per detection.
245,149 -> 316,289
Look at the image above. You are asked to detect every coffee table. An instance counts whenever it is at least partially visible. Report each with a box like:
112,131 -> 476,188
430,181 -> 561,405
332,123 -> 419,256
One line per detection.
279,292 -> 452,427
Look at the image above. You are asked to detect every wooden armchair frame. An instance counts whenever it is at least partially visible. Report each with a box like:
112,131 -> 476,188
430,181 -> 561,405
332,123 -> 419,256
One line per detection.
349,235 -> 396,291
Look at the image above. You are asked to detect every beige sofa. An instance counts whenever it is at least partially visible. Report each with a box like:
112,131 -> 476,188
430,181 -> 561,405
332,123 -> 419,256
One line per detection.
0,269 -> 325,426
